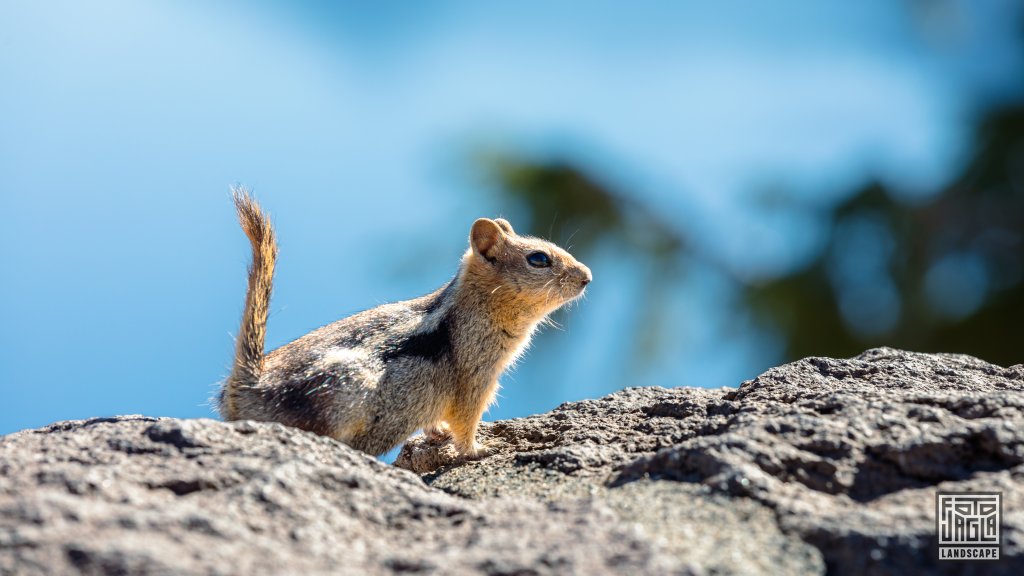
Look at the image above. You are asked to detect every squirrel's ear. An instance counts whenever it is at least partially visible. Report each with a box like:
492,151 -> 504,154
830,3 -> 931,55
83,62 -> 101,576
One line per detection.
493,218 -> 515,235
470,218 -> 505,262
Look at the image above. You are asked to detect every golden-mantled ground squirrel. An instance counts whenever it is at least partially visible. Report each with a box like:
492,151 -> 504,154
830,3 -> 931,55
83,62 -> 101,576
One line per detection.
219,189 -> 592,458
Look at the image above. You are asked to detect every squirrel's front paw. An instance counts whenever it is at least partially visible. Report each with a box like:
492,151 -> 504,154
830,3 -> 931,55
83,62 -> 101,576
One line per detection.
424,422 -> 452,443
458,441 -> 492,460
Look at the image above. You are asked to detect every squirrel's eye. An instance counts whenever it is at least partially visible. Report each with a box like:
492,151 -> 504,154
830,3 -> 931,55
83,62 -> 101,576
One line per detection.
526,251 -> 552,268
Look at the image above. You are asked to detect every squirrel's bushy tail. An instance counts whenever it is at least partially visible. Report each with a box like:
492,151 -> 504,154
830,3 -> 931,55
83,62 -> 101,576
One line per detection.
221,186 -> 277,420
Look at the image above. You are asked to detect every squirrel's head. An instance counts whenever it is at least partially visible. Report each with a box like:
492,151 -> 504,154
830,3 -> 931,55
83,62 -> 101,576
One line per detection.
464,217 -> 592,317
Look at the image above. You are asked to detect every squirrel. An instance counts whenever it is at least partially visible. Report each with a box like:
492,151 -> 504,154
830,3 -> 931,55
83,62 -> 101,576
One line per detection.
219,188 -> 592,458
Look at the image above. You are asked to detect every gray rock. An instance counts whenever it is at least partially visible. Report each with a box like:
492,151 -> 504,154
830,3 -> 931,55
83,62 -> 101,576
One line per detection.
2,348 -> 1022,575
0,417 -> 679,575
399,348 -> 1024,575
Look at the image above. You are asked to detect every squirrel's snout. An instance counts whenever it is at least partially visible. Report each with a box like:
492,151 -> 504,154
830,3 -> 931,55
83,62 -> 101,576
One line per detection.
578,265 -> 593,287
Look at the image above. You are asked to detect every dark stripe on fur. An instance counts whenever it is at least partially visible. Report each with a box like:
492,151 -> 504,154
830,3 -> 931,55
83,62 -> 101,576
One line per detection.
381,317 -> 452,362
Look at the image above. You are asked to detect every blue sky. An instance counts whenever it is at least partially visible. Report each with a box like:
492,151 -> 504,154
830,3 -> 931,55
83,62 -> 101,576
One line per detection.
2,0 -> 1021,435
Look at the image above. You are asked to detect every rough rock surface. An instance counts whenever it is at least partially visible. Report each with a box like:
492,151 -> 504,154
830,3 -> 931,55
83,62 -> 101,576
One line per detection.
3,349 -> 1023,575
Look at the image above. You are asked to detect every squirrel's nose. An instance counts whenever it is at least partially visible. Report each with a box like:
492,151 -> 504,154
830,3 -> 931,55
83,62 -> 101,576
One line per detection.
579,266 -> 592,287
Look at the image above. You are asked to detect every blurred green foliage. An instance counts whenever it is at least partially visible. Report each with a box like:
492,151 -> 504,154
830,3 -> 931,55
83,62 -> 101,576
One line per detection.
763,104 -> 1024,364
482,103 -> 1024,367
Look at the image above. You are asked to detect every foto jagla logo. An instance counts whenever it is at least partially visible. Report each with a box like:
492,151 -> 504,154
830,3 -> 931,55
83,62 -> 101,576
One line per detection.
936,491 -> 1002,560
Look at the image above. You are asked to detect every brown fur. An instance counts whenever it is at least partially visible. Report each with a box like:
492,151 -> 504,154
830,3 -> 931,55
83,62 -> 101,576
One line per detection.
222,187 -> 277,421
219,197 -> 591,458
